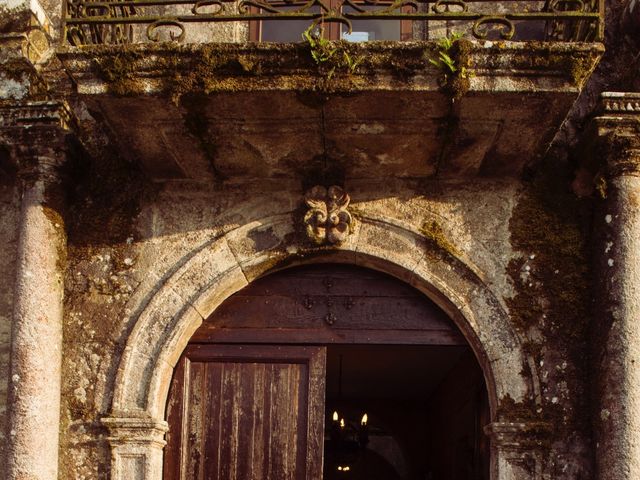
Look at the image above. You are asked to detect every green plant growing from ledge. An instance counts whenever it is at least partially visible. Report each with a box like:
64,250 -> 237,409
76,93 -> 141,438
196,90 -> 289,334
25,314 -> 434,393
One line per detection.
429,31 -> 463,73
302,25 -> 363,80
303,26 -> 337,64
428,31 -> 473,101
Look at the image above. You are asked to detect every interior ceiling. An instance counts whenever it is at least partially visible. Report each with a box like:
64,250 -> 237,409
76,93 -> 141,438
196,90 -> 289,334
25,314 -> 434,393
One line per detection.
326,344 -> 470,402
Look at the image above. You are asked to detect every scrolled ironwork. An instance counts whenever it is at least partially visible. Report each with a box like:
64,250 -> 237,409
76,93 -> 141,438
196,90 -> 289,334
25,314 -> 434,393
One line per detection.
548,0 -> 585,12
544,0 -> 600,41
147,19 -> 187,41
63,0 -> 604,45
432,0 -> 468,14
65,0 -> 135,45
192,0 -> 226,15
472,16 -> 515,39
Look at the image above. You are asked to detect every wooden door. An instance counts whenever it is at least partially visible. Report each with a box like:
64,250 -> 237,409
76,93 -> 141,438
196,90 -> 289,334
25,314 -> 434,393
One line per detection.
164,344 -> 326,480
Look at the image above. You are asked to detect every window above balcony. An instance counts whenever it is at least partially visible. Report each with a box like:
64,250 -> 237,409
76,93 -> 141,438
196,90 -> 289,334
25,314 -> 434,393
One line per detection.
63,0 -> 603,45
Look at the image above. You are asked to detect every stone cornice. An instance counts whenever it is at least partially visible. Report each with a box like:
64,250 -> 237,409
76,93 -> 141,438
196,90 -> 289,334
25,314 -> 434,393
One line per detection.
56,41 -> 603,96
102,416 -> 169,448
0,100 -> 74,129
601,92 -> 640,115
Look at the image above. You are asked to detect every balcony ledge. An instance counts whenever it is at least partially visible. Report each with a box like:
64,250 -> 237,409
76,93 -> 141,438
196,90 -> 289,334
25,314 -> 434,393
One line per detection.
58,40 -> 603,96
56,40 -> 604,181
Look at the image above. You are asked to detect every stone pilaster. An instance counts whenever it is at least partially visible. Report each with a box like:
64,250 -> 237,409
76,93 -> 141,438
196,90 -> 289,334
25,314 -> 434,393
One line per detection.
485,422 -> 547,480
102,417 -> 169,480
592,92 -> 640,480
1,101 -> 73,480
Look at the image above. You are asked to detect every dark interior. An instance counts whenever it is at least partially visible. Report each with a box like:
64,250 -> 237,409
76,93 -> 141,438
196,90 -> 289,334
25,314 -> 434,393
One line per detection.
324,345 -> 490,480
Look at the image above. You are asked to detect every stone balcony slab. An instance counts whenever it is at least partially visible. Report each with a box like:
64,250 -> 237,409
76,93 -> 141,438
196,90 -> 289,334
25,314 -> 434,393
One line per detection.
56,40 -> 603,182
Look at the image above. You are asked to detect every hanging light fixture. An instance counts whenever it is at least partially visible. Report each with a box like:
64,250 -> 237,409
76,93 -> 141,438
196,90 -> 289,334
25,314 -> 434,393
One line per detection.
328,408 -> 370,472
326,355 -> 370,473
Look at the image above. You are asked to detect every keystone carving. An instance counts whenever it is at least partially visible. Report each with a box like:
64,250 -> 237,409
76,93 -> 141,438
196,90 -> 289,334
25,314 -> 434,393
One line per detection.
304,185 -> 353,245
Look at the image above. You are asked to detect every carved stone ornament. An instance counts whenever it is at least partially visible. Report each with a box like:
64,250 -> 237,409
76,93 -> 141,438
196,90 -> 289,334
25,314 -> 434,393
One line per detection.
304,185 -> 353,245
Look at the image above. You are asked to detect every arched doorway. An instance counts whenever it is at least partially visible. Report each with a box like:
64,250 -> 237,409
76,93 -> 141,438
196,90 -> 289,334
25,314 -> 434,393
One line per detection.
163,264 -> 490,479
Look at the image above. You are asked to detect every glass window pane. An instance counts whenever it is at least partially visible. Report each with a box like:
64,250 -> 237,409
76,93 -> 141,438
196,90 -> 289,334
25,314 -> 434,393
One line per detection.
261,5 -> 320,42
341,5 -> 401,41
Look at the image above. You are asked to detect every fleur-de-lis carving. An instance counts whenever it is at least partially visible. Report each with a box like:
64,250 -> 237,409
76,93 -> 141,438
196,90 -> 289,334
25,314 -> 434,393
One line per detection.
304,185 -> 353,245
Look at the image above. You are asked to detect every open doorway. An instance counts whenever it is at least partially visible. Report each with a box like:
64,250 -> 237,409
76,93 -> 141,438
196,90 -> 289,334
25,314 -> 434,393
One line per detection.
324,345 -> 489,480
163,264 -> 490,480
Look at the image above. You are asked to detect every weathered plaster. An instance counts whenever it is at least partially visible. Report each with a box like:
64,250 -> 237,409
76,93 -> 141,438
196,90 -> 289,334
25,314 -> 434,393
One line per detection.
57,177 -> 573,479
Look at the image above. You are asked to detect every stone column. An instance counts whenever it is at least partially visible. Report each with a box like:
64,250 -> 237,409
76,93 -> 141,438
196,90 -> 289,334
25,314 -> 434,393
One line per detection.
5,147 -> 67,480
592,92 -> 640,480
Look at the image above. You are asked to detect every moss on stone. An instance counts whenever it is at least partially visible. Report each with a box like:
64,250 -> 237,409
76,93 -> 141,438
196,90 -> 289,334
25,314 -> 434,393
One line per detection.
567,50 -> 601,87
420,219 -> 460,258
526,46 -> 601,88
429,37 -> 473,101
506,153 -> 593,450
42,205 -> 67,273
594,174 -> 607,199
83,42 -> 435,99
497,394 -> 556,449
66,137 -> 153,246
507,164 -> 590,336
94,47 -> 146,96
0,58 -> 48,100
0,6 -> 31,34
181,94 -> 226,181
71,40 -> 604,101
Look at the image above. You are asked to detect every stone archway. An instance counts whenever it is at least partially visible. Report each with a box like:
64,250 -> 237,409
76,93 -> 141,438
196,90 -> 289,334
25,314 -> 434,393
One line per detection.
102,213 -> 540,480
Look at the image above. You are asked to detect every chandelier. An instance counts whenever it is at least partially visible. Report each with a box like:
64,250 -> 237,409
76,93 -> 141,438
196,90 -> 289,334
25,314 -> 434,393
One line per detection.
326,409 -> 370,473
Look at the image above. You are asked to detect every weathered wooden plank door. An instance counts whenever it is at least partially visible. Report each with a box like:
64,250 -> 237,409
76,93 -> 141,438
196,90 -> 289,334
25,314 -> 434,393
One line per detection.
164,344 -> 326,480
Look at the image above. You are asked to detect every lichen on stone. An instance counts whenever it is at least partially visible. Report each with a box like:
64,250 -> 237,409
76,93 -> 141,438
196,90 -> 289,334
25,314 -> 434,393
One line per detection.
420,219 -> 460,257
505,151 -> 593,472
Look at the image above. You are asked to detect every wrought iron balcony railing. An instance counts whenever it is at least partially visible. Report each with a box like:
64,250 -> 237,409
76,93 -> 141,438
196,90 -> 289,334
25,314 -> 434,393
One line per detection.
62,0 -> 603,45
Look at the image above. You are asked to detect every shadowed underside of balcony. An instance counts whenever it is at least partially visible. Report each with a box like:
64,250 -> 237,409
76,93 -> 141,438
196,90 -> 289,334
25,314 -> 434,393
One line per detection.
57,40 -> 603,182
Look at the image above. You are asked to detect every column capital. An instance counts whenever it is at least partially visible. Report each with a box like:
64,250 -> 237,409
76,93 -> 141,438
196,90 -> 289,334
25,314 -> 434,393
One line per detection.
484,421 -> 549,480
101,416 -> 169,449
484,421 -> 551,451
0,100 -> 76,185
593,93 -> 640,178
604,136 -> 640,178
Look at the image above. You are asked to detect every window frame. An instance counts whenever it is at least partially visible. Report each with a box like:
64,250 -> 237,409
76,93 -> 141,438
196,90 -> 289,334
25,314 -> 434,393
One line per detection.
249,2 -> 414,41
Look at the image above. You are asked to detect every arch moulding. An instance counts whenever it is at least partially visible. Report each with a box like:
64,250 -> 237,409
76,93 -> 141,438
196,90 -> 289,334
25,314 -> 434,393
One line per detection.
101,212 -> 543,480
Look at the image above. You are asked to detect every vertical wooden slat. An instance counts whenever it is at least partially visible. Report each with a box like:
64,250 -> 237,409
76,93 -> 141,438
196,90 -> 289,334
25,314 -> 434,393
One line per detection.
203,363 -> 223,480
261,362 -> 273,480
250,363 -> 265,480
306,347 -> 326,479
165,345 -> 326,480
271,364 -> 293,480
185,362 -> 205,480
163,356 -> 186,480
236,362 -> 257,480
230,363 -> 241,479
179,358 -> 192,480
249,5 -> 260,41
218,363 -> 233,479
